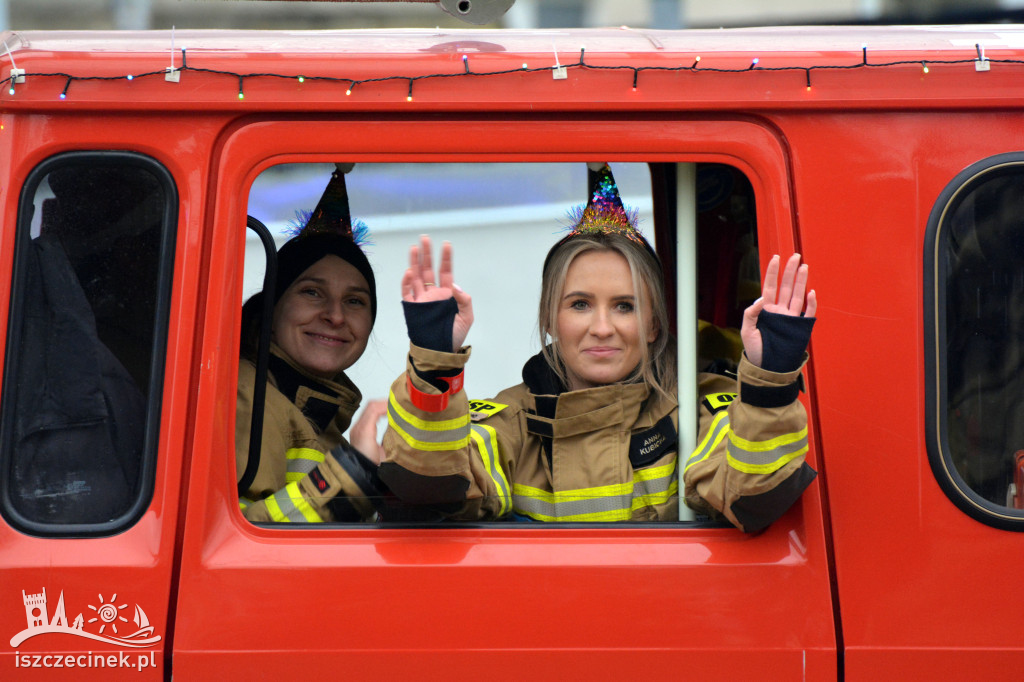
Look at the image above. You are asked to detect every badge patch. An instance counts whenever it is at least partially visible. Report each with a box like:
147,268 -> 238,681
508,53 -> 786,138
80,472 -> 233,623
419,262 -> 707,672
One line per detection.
308,467 -> 329,493
702,392 -> 736,414
469,399 -> 508,422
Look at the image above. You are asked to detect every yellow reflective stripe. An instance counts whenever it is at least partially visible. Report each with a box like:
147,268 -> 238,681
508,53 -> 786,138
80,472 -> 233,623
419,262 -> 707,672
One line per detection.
287,448 -> 325,464
470,424 -> 510,516
239,497 -> 253,511
684,411 -> 730,472
727,427 -> 809,475
634,459 -> 676,482
517,479 -> 633,501
263,494 -> 287,522
388,391 -> 470,451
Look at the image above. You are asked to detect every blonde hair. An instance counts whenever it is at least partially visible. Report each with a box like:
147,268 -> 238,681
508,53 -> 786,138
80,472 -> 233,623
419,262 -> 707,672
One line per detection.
539,232 -> 676,400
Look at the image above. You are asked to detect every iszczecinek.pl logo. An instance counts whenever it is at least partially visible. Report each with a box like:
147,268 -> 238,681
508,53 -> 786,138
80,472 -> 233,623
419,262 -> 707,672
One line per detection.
10,588 -> 161,648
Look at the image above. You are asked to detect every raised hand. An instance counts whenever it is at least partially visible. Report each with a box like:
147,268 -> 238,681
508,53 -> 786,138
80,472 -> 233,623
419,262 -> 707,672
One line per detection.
401,235 -> 474,350
347,399 -> 388,465
741,253 -> 817,369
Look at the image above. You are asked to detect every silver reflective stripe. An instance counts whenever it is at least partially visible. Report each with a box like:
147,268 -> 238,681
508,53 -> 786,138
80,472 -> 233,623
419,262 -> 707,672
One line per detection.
513,490 -> 633,520
471,423 -> 510,515
271,487 -> 316,522
388,398 -> 470,445
634,465 -> 675,499
727,432 -> 808,468
287,456 -> 319,477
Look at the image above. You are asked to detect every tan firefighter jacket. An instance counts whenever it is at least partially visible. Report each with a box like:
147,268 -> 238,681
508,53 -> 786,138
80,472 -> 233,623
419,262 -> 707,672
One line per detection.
236,344 -> 378,523
684,354 -> 817,531
380,344 -> 815,530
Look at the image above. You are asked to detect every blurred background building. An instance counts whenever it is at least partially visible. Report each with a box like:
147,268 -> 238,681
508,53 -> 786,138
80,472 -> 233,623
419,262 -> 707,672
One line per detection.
5,0 -> 1024,31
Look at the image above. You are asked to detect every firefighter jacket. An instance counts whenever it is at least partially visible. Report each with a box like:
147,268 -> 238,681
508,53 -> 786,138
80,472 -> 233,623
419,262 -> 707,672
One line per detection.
379,344 -> 815,530
236,344 -> 379,523
684,354 -> 817,532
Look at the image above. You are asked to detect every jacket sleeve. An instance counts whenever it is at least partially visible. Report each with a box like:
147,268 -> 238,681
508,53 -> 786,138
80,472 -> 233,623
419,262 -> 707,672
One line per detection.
682,354 -> 817,532
235,362 -> 377,523
378,343 -> 513,520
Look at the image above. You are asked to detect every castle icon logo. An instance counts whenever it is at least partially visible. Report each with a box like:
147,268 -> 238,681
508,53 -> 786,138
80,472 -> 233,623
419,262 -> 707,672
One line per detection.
10,588 -> 161,649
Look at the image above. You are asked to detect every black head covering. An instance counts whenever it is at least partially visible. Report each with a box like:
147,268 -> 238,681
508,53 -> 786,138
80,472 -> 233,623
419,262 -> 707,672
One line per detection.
274,231 -> 377,322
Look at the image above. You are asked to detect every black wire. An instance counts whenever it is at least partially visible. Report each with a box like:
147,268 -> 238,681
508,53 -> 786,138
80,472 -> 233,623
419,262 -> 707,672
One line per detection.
1,49 -> 1010,97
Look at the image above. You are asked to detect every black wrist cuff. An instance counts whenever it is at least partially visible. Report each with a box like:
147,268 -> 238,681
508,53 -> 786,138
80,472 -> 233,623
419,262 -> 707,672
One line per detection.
332,443 -> 384,498
403,298 -> 457,352
757,310 -> 815,373
740,376 -> 803,408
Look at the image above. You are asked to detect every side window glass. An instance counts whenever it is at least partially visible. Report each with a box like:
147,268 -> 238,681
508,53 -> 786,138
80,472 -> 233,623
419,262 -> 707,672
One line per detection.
927,154 -> 1024,530
0,153 -> 177,536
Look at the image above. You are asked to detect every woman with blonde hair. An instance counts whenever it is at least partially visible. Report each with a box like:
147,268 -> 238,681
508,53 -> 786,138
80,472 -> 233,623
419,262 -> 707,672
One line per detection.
376,164 -> 817,529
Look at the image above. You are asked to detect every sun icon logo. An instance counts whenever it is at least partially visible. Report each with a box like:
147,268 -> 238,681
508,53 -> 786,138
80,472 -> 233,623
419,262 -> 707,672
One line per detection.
87,594 -> 129,634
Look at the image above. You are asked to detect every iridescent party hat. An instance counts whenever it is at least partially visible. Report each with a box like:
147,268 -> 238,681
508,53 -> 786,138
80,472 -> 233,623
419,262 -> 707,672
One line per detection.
563,162 -> 642,242
543,163 -> 655,274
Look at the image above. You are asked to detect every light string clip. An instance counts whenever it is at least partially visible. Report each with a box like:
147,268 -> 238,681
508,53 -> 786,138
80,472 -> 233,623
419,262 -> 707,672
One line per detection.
3,40 -> 24,95
166,27 -> 181,83
552,42 -> 567,80
976,43 -> 991,72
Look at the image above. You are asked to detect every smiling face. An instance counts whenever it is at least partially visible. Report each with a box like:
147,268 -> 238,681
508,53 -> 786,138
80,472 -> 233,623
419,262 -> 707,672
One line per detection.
555,249 -> 657,391
271,254 -> 372,379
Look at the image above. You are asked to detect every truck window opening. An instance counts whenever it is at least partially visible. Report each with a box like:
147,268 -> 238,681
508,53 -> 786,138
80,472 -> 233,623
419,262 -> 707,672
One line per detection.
240,160 -> 758,525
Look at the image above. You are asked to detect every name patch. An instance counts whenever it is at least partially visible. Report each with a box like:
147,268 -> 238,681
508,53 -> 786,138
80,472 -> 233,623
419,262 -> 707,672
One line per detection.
629,415 -> 678,468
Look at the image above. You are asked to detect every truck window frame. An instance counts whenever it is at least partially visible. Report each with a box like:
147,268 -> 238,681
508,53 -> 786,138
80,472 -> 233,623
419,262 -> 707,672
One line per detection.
925,151 -> 1024,532
237,159 -> 759,528
0,150 -> 178,538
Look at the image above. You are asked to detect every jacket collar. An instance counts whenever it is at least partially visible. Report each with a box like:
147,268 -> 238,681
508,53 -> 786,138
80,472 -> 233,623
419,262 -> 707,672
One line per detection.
520,349 -> 652,421
267,344 -> 361,432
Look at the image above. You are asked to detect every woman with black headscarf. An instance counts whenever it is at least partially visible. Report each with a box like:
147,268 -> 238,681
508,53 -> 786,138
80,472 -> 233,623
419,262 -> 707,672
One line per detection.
236,165 -> 386,523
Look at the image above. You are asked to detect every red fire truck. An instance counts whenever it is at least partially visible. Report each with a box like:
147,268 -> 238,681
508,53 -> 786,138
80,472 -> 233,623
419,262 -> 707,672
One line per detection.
1,17 -> 1022,681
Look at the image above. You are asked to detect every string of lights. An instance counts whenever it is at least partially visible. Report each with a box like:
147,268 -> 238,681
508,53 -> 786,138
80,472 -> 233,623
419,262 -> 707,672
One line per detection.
0,43 -> 1011,101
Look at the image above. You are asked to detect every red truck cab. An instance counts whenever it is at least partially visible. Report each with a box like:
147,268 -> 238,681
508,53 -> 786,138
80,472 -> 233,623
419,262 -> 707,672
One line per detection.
0,24 -> 1022,680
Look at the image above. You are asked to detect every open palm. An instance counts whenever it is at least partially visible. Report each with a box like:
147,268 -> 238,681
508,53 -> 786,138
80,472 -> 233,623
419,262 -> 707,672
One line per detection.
401,235 -> 474,350
741,253 -> 817,368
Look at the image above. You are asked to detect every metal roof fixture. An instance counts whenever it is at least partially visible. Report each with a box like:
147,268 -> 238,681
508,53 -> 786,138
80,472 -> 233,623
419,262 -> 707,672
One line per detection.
304,0 -> 516,25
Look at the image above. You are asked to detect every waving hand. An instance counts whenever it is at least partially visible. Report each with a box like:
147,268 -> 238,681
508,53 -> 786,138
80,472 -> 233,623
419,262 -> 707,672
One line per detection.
401,235 -> 474,350
741,253 -> 817,369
